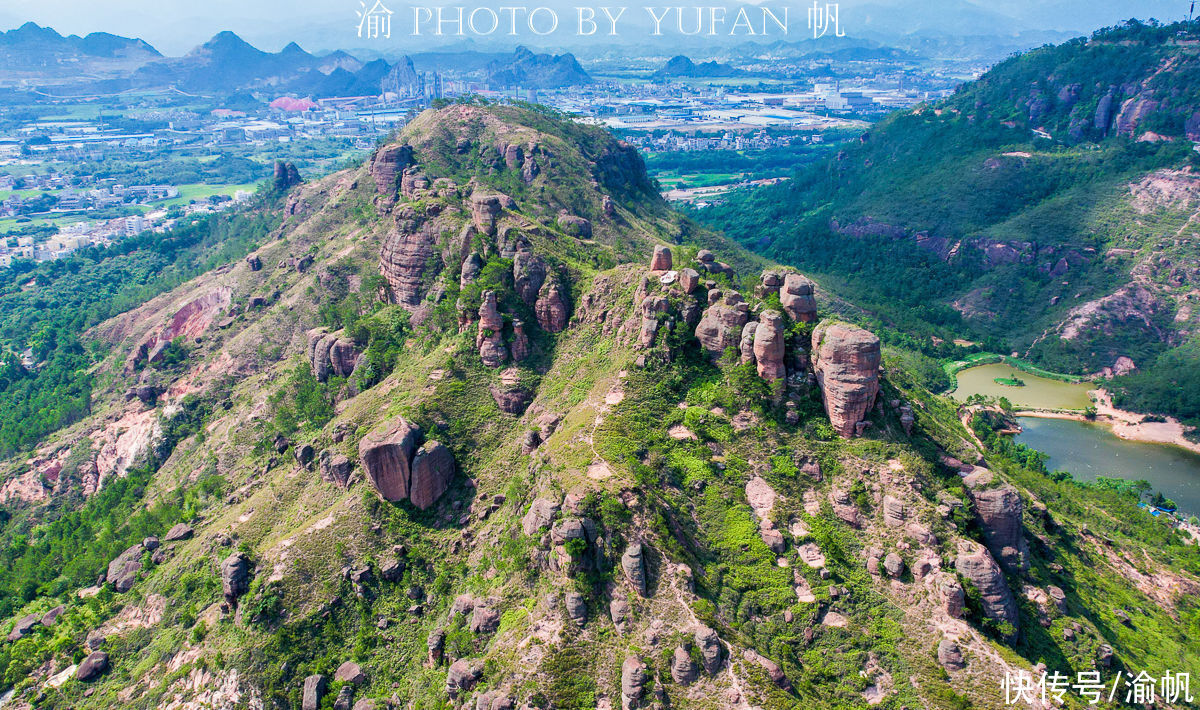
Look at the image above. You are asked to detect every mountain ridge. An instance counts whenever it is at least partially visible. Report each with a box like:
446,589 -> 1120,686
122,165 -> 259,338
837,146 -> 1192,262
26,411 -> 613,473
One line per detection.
0,101 -> 1197,710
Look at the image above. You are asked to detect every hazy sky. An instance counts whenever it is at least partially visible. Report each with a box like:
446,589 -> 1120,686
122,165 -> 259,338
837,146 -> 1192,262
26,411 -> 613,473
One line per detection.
1,0 -> 1188,54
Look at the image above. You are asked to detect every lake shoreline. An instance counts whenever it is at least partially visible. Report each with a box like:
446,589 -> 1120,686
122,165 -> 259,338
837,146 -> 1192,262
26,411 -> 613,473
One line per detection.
1014,388 -> 1200,456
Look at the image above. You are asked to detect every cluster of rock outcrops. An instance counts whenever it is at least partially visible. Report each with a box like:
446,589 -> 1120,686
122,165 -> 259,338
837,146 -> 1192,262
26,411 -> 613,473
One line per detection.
357,416 -> 455,509
306,329 -> 361,382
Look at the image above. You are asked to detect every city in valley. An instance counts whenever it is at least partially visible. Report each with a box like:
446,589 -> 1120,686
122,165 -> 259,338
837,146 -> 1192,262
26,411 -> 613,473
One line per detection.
0,20 -> 980,266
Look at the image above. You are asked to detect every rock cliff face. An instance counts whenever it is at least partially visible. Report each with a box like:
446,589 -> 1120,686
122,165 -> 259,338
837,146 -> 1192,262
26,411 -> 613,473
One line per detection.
125,289 -> 232,372
357,416 -> 455,509
954,541 -> 1019,639
812,322 -> 881,437
963,470 -> 1029,572
470,193 -> 512,236
379,208 -> 440,309
513,252 -> 547,306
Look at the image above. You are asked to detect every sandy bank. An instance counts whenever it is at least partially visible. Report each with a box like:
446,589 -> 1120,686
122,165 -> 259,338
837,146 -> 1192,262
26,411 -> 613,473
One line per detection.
1014,388 -> 1200,456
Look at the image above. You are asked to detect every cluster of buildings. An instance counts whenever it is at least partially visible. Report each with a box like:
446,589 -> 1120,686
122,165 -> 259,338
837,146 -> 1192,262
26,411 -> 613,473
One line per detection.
0,191 -> 251,267
623,130 -> 811,152
1,181 -> 181,218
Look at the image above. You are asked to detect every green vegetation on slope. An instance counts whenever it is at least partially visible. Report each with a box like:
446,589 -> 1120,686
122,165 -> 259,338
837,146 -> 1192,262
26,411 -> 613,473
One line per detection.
0,191 -> 282,457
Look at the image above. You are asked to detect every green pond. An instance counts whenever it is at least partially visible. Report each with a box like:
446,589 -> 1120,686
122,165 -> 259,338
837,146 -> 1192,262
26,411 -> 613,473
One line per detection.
950,363 -> 1094,410
1016,417 -> 1200,516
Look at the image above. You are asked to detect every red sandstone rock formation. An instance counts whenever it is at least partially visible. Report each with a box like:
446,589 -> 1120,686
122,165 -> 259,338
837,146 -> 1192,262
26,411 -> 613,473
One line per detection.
753,310 -> 786,381
637,296 -> 668,348
125,289 -> 232,372
476,291 -> 507,368
695,291 -> 749,357
963,469 -> 1029,572
358,416 -> 420,502
679,268 -> 700,294
650,245 -> 672,271
812,322 -> 880,437
513,251 -> 547,305
954,540 -> 1019,640
358,416 -> 454,510
368,144 -> 414,202
379,207 -> 439,309
306,329 -> 361,382
535,281 -> 569,333
780,273 -> 817,323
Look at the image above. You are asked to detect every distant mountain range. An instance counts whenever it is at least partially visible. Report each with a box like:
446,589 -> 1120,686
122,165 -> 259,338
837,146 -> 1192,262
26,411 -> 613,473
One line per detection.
652,55 -> 744,79
0,21 -> 159,71
0,23 -> 593,98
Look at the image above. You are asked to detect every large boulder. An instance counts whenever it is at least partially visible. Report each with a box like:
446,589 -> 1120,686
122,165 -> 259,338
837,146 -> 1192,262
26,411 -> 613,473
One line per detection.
963,469 -> 1029,572
358,416 -> 421,502
75,651 -> 109,681
107,543 -> 144,593
302,674 -> 327,710
221,552 -> 251,608
7,613 -> 38,642
522,497 -> 560,535
306,329 -> 361,382
650,245 -> 672,271
937,640 -> 965,670
446,658 -> 482,696
564,592 -> 588,627
556,212 -> 592,238
620,656 -> 647,703
621,542 -> 648,596
335,661 -> 366,684
954,541 -> 1018,639
811,322 -> 881,437
164,523 -> 194,542
408,441 -> 455,511
319,451 -> 354,489
695,291 -> 749,356
679,268 -> 700,294
671,646 -> 698,684
610,597 -> 631,634
753,310 -> 786,381
780,273 -> 817,322
695,625 -> 723,674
